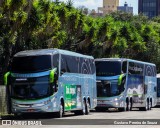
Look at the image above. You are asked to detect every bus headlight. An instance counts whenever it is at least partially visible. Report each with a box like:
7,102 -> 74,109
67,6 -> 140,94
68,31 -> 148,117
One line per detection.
33,99 -> 51,107
114,98 -> 118,101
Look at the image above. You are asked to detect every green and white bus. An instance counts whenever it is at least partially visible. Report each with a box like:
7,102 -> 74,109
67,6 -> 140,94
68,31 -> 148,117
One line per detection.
4,49 -> 97,117
95,58 -> 157,111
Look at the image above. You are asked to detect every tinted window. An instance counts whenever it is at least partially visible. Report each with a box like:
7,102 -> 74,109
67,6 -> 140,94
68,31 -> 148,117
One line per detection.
95,61 -> 121,76
122,61 -> 127,73
128,62 -> 144,75
79,58 -> 95,74
145,65 -> 156,76
11,55 -> 51,73
97,81 -> 120,97
11,76 -> 52,99
53,54 -> 59,68
61,55 -> 95,75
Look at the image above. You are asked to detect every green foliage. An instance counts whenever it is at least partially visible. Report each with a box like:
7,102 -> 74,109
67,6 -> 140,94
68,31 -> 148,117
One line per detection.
0,0 -> 160,83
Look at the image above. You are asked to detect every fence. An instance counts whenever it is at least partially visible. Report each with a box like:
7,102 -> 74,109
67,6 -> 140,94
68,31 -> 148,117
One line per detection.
0,85 -> 8,116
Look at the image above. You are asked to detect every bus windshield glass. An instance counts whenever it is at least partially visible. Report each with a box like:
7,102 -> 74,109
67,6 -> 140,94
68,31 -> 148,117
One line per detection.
11,55 -> 52,73
97,81 -> 120,97
95,61 -> 121,76
157,78 -> 160,97
11,76 -> 52,99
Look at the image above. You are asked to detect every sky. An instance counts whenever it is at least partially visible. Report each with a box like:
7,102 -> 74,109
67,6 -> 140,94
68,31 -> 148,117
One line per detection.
60,0 -> 138,14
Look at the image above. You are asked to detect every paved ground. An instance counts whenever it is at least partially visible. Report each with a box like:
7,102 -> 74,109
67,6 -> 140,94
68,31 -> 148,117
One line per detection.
1,107 -> 160,128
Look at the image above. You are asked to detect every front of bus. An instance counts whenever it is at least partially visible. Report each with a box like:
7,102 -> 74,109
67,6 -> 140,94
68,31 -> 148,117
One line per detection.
5,51 -> 58,115
95,59 -> 126,110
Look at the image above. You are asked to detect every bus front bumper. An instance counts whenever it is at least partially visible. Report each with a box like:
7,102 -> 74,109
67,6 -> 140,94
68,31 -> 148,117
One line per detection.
12,103 -> 58,113
97,99 -> 124,108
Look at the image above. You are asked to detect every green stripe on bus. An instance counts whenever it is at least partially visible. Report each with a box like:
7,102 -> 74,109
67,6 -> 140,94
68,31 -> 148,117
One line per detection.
127,94 -> 143,96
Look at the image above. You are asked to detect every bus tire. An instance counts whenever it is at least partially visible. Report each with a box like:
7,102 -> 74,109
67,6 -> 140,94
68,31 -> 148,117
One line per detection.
75,100 -> 87,115
149,99 -> 152,110
140,100 -> 148,111
74,100 -> 89,115
86,101 -> 90,115
81,100 -> 86,115
126,100 -> 130,111
130,99 -> 132,111
57,103 -> 64,118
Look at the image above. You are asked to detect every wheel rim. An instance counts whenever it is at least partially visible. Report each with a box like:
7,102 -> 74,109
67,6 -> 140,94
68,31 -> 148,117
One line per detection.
128,102 -> 130,111
82,101 -> 86,114
124,102 -> 127,111
130,102 -> 132,110
145,101 -> 148,110
87,102 -> 90,114
148,101 -> 151,110
60,104 -> 63,117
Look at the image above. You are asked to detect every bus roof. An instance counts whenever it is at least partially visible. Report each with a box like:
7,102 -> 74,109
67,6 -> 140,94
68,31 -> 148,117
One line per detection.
14,49 -> 94,59
95,58 -> 155,66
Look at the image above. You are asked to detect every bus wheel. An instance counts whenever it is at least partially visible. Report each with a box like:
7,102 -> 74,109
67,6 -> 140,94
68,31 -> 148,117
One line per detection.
130,100 -> 132,111
119,103 -> 127,112
74,100 -> 87,115
57,103 -> 64,118
86,101 -> 90,115
141,100 -> 148,111
126,101 -> 130,111
82,100 -> 87,115
149,99 -> 152,110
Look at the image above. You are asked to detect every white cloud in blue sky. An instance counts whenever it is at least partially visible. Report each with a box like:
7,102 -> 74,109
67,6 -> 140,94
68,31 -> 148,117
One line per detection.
60,0 -> 138,14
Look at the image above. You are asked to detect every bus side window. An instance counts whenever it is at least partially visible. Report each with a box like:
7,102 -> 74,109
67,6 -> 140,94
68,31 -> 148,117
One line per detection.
61,55 -> 68,75
53,54 -> 59,68
122,61 -> 127,73
53,54 -> 59,92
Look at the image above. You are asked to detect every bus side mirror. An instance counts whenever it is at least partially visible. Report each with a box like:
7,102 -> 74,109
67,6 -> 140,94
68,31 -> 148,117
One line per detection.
118,74 -> 126,92
4,72 -> 10,85
50,68 -> 57,83
118,74 -> 126,86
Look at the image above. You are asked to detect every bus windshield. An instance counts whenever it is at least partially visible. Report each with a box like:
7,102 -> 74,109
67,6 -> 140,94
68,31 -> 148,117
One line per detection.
11,55 -> 52,73
97,81 -> 120,97
95,61 -> 121,76
11,76 -> 52,99
157,78 -> 160,97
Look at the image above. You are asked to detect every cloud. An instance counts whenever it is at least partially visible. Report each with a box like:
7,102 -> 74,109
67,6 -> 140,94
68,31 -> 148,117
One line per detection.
60,0 -> 103,11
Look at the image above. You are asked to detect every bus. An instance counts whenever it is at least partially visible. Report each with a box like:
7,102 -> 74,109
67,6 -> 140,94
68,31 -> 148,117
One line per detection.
4,49 -> 97,117
157,74 -> 160,106
95,58 -> 157,111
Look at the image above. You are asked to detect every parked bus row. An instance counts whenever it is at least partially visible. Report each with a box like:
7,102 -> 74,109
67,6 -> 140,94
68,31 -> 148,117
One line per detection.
3,49 -> 158,118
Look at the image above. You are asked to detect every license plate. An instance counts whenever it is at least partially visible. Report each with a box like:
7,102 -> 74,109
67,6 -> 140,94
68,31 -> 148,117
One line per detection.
27,109 -> 34,112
